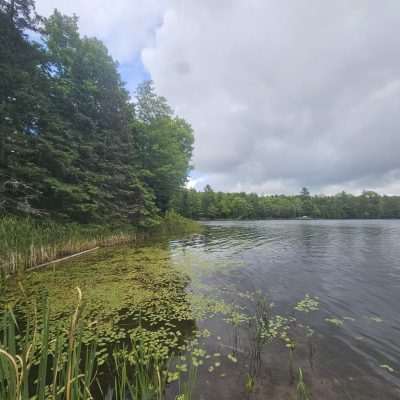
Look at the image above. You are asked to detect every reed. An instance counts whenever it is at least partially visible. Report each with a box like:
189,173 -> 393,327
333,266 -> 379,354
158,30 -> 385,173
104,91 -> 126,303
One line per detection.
113,342 -> 165,400
0,216 -> 136,276
156,211 -> 202,235
0,214 -> 201,278
0,289 -> 197,400
0,288 -> 97,400
113,337 -> 198,400
296,368 -> 311,400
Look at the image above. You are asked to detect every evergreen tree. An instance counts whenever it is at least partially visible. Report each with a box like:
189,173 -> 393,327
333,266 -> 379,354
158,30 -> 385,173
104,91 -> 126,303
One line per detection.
0,3 -> 194,225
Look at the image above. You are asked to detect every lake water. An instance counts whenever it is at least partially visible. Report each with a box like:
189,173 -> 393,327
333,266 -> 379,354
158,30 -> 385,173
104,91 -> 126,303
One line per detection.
168,220 -> 400,399
7,219 -> 400,399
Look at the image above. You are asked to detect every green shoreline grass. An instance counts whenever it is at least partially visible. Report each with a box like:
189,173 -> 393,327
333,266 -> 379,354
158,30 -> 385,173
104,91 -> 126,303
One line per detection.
0,211 -> 202,277
0,288 -> 197,400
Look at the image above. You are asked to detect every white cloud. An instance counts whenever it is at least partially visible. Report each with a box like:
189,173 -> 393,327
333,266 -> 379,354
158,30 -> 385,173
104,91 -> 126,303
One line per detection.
34,1 -> 400,194
35,0 -> 167,63
185,175 -> 206,190
143,0 -> 400,194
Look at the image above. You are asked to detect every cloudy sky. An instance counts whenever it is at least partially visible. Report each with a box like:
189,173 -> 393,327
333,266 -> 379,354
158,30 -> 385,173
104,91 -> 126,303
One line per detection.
36,0 -> 400,195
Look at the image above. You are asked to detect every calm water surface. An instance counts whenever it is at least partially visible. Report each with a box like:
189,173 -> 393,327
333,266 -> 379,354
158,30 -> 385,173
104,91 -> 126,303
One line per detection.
169,220 -> 400,399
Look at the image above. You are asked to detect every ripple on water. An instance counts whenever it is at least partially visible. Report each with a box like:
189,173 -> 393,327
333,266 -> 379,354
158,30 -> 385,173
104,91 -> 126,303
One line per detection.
170,220 -> 400,398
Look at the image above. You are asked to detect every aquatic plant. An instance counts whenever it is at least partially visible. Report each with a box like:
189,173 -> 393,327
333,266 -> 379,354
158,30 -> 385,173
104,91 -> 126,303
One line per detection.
0,216 -> 137,276
113,340 -> 167,400
325,317 -> 344,327
380,364 -> 395,373
155,210 -> 203,235
3,239 -> 333,399
244,373 -> 255,393
0,285 -> 202,400
0,214 -> 201,277
294,295 -> 319,313
296,368 -> 311,400
0,288 -> 97,400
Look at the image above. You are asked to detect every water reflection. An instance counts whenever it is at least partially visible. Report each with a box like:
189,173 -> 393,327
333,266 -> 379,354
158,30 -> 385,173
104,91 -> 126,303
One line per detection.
170,220 -> 400,399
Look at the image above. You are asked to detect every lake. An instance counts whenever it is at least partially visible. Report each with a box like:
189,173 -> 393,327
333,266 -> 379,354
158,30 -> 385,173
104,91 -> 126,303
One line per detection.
7,220 -> 400,399
173,220 -> 400,399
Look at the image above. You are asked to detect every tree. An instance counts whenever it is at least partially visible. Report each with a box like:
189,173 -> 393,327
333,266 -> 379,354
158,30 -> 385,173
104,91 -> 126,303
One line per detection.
168,187 -> 400,221
300,187 -> 310,198
0,4 -> 194,225
134,82 -> 194,212
135,81 -> 173,124
0,0 -> 41,31
359,191 -> 382,218
0,0 -> 48,213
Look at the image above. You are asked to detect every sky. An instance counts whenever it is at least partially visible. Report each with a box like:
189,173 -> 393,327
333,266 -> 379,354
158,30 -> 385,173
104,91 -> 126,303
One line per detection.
35,0 -> 400,195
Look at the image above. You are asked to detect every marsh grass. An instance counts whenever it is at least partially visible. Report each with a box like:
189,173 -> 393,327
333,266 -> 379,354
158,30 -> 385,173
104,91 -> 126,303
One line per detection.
0,213 -> 201,277
0,288 -> 98,400
153,211 -> 203,236
113,339 -> 168,400
0,216 -> 131,276
0,288 -> 198,400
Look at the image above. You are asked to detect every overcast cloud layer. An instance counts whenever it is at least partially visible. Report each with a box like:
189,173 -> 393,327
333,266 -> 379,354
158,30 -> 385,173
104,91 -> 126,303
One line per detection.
36,0 -> 400,194
143,0 -> 400,194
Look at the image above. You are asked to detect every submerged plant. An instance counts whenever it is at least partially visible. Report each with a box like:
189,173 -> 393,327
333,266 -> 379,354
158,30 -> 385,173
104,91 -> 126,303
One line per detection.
380,364 -> 395,373
325,318 -> 344,327
296,368 -> 311,400
245,373 -> 255,393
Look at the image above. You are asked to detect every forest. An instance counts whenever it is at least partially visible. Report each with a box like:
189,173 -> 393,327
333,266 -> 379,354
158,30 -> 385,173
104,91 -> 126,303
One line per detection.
171,186 -> 400,220
0,0 -> 193,227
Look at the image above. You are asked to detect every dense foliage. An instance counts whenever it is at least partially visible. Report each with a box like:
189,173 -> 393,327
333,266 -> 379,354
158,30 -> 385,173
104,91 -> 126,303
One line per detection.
171,186 -> 400,219
0,0 -> 193,225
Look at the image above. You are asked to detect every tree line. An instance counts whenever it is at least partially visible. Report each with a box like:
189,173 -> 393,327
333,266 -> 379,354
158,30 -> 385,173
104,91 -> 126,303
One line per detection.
171,186 -> 400,220
0,0 -> 193,226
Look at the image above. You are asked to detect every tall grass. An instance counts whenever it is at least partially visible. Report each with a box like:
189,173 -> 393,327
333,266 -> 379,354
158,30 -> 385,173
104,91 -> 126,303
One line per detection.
0,214 -> 201,277
113,342 -> 166,400
156,211 -> 202,236
0,288 -> 97,400
0,289 -> 197,400
0,216 -> 129,276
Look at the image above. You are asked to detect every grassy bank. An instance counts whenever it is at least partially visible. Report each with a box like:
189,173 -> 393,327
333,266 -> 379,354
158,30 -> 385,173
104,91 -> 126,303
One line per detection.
154,210 -> 202,235
0,212 -> 202,277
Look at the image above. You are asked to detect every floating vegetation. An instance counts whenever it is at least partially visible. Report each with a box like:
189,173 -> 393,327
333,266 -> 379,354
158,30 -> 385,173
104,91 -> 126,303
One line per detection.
259,315 -> 293,342
380,364 -> 395,373
325,318 -> 344,327
294,294 -> 319,313
227,353 -> 238,363
368,316 -> 384,323
3,237 -> 346,400
3,244 -> 276,397
0,288 -> 203,399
